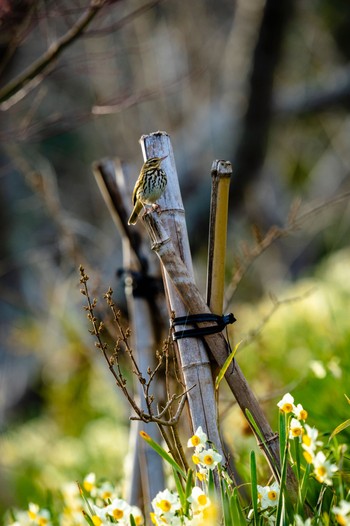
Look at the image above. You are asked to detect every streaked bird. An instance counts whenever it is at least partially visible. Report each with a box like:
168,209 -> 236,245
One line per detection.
128,155 -> 168,225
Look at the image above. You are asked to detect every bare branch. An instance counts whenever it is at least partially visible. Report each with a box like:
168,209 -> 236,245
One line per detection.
0,0 -> 110,106
224,192 -> 350,308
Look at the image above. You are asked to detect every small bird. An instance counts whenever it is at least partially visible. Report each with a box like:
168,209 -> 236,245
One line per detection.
128,155 -> 168,225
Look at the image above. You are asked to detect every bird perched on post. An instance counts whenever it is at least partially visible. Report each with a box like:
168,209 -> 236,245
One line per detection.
128,155 -> 168,225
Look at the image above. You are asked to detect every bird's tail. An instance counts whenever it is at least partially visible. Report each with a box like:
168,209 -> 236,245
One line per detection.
128,201 -> 143,225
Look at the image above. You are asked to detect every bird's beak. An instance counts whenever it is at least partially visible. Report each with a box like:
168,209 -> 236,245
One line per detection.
160,155 -> 168,161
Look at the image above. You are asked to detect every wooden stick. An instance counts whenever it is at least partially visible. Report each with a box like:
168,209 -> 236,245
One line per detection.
140,132 -> 225,464
143,210 -> 291,486
92,159 -> 165,511
206,160 -> 232,315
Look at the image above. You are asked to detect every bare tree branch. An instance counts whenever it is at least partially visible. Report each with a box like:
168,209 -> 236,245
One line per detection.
0,0 -> 110,106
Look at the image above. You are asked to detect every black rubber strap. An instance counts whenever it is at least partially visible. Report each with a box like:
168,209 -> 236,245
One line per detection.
171,313 -> 236,340
117,269 -> 163,299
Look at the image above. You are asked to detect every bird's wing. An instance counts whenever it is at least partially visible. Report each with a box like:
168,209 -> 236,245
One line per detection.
131,174 -> 142,205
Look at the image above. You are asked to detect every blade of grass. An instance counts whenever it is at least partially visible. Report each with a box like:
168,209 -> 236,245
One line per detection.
139,430 -> 186,479
250,451 -> 259,525
329,419 -> 350,442
230,490 -> 247,526
183,469 -> 194,516
215,341 -> 241,391
245,409 -> 279,475
221,478 -> 233,526
173,467 -> 186,508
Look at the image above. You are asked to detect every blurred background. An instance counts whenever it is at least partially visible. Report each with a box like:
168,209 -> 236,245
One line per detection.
1,0 -> 350,516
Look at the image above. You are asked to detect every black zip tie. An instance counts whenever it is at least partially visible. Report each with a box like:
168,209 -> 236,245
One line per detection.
117,269 -> 163,299
171,313 -> 236,340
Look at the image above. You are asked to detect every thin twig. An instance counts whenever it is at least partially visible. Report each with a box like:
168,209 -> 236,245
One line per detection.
80,265 -> 189,426
0,0 -> 109,105
225,192 -> 350,308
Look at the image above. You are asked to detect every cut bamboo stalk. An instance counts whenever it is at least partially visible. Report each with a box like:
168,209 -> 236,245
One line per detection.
140,132 -> 225,462
206,160 -> 232,315
141,181 -> 297,499
141,136 -> 296,499
92,159 -> 165,512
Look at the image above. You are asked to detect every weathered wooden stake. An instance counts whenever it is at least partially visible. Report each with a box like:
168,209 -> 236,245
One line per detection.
140,132 -> 225,464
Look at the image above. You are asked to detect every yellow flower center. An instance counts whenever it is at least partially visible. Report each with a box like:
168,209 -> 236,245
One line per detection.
28,511 -> 37,520
303,451 -> 313,464
135,515 -> 143,525
299,409 -> 308,420
38,518 -> 48,526
157,500 -> 171,513
291,427 -> 302,437
113,509 -> 124,520
315,466 -> 327,481
83,481 -> 94,492
203,454 -> 214,466
191,435 -> 200,446
101,490 -> 112,500
150,512 -> 157,524
267,490 -> 278,501
202,503 -> 217,522
303,435 -> 312,447
192,455 -> 200,465
92,515 -> 103,526
282,403 -> 293,413
196,472 -> 206,481
198,494 -> 208,506
335,514 -> 346,526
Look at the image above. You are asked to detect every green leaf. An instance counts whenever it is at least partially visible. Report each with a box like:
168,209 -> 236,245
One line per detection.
245,409 -> 278,473
329,419 -> 350,442
230,491 -> 247,526
215,341 -> 241,391
250,451 -> 259,525
139,431 -> 186,479
129,514 -> 137,526
82,510 -> 95,526
78,483 -> 95,517
173,467 -> 186,509
184,469 -> 194,516
208,468 -> 215,496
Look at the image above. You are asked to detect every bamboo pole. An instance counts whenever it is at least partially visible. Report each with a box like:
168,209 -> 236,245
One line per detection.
139,132 -> 225,461
92,159 -> 165,511
206,160 -> 232,315
142,210 -> 289,484
137,134 -> 297,497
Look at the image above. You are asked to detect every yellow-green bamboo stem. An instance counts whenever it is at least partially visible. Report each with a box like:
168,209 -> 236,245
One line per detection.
206,161 -> 232,315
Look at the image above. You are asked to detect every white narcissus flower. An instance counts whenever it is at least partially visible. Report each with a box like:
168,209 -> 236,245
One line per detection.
91,504 -> 109,526
96,481 -> 116,502
130,506 -> 144,526
277,393 -> 294,413
196,449 -> 222,470
187,426 -> 208,451
257,482 -> 280,510
27,503 -> 52,525
152,489 -> 181,518
302,425 -> 323,464
104,498 -> 131,523
313,451 -> 338,485
294,403 -> 308,421
333,500 -> 350,525
289,417 -> 304,439
83,472 -> 97,494
188,486 -> 210,512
